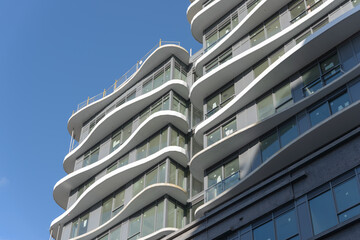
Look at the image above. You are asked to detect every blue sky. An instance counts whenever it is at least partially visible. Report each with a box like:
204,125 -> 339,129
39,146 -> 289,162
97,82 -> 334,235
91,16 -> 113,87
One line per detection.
0,1 -> 200,239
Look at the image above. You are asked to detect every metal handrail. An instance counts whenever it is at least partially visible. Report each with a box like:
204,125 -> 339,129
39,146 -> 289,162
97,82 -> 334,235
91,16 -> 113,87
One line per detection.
73,40 -> 181,115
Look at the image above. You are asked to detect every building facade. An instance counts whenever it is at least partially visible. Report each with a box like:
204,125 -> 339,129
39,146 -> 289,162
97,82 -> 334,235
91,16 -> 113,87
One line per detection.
50,0 -> 360,239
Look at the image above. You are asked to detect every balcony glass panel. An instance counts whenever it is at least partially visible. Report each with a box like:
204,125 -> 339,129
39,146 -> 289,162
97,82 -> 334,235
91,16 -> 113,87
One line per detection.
309,102 -> 330,126
109,227 -> 120,240
160,128 -> 168,149
206,33 -> 218,48
261,131 -> 280,162
114,190 -> 124,211
122,122 -> 132,143
257,94 -> 275,120
101,198 -> 112,224
169,162 -> 177,185
148,134 -> 160,155
320,53 -> 339,73
302,65 -> 320,86
221,85 -> 235,104
139,109 -> 150,124
329,92 -> 350,114
167,201 -> 176,228
296,30 -> 311,44
289,0 -> 306,21
353,0 -> 360,6
208,167 -> 222,187
278,118 -> 298,147
312,18 -> 329,33
309,191 -> 338,234
178,168 -> 185,189
176,207 -> 184,229
222,119 -> 237,138
265,16 -> 281,38
141,206 -> 156,237
78,213 -> 89,236
219,22 -> 231,38
254,59 -> 269,78
207,128 -> 221,146
111,132 -> 121,152
274,83 -> 291,108
250,27 -> 265,47
339,205 -> 360,223
145,168 -> 158,187
224,159 -> 239,178
269,47 -> 285,64
207,95 -> 220,117
142,80 -> 152,94
155,201 -> 164,230
136,143 -> 147,160
159,163 -> 166,183
128,215 -> 141,240
133,177 -> 144,196
223,172 -> 240,190
153,72 -> 164,89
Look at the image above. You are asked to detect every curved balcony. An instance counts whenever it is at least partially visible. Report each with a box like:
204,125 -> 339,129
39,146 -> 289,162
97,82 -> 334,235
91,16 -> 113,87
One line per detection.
138,228 -> 178,240
192,7 -> 360,144
56,112 -> 188,209
186,0 -> 207,24
190,0 -> 245,42
193,0 -> 335,75
64,82 -> 189,173
67,44 -> 189,141
51,183 -> 187,240
195,98 -> 360,218
190,64 -> 360,181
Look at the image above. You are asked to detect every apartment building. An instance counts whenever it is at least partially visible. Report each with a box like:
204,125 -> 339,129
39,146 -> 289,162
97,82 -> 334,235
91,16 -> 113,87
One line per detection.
50,0 -> 360,239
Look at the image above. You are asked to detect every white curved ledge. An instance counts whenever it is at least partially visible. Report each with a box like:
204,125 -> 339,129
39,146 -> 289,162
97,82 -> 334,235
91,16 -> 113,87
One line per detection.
68,44 -> 190,141
138,228 -> 178,240
56,116 -> 188,209
195,100 -> 360,218
192,7 -> 360,142
190,63 -> 360,180
190,0 -> 344,110
194,0 -> 320,74
190,0 -> 241,42
52,184 -> 187,240
64,79 -> 189,173
186,0 -> 207,24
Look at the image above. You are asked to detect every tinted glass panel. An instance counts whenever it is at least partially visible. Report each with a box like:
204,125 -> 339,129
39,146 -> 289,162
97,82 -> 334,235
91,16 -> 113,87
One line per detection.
329,92 -> 350,114
207,95 -> 220,113
275,209 -> 298,240
111,132 -> 121,152
334,177 -> 360,212
136,142 -> 147,160
148,134 -> 160,155
309,102 -> 330,126
257,94 -> 275,120
265,16 -> 281,38
122,122 -> 132,142
142,80 -> 152,94
156,201 -> 165,230
133,177 -> 144,196
101,198 -> 112,224
167,201 -> 176,228
219,22 -> 231,38
78,214 -> 89,236
176,207 -> 184,228
153,72 -> 164,89
206,33 -> 217,48
207,128 -> 221,146
254,59 -> 269,78
169,162 -> 177,184
250,27 -> 265,47
159,163 -> 166,183
223,119 -> 237,137
109,227 -> 121,240
208,167 -> 222,187
224,158 -> 239,178
145,168 -> 158,187
309,191 -> 338,234
302,65 -> 320,86
114,190 -> 124,210
221,85 -> 235,103
129,215 -> 141,238
261,131 -> 280,161
141,206 -> 155,237
278,118 -> 298,147
253,221 -> 275,240
274,83 -> 291,108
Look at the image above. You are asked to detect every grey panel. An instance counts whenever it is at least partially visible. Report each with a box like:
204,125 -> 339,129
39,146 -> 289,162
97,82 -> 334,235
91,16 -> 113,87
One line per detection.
99,139 -> 111,160
88,202 -> 102,231
128,150 -> 136,164
124,182 -> 133,206
279,8 -> 291,30
95,169 -> 107,181
246,103 -> 257,126
67,190 -> 77,210
60,223 -> 71,240
352,33 -> 360,62
290,73 -> 303,103
120,222 -> 129,240
248,142 -> 262,171
74,156 -> 84,171
237,109 -> 247,130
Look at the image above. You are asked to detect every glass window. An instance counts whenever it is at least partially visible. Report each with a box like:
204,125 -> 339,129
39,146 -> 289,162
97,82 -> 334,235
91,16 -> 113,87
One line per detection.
99,234 -> 109,240
223,119 -> 237,137
232,15 -> 239,27
289,0 -> 306,21
221,85 -> 235,105
205,59 -> 218,73
163,95 -> 170,110
224,158 -> 239,178
170,162 -> 177,184
111,131 -> 121,152
172,96 -> 180,112
107,162 -> 117,174
254,59 -> 269,78
219,50 -> 232,65
176,207 -> 184,229
192,176 -> 203,197
247,0 -> 260,12
309,191 -> 338,234
334,177 -> 360,213
141,206 -> 156,237
329,92 -> 350,114
71,220 -> 79,238
128,215 -> 141,239
274,83 -> 292,108
257,94 -> 275,120
179,133 -> 186,149
101,198 -> 112,224
122,122 -> 132,143
250,27 -> 265,47
160,128 -> 168,149
320,53 -> 339,73
118,154 -> 129,168
253,221 -> 275,240
151,100 -> 162,113
265,16 -> 281,38
78,213 -> 89,236
109,227 -> 121,240
269,47 -> 285,64
167,201 -> 176,228
261,131 -> 280,162
133,177 -> 144,196
148,134 -> 160,155
90,148 -> 99,165
156,201 -> 165,230
153,72 -> 164,89
174,65 -> 181,80
165,67 -> 171,81
142,80 -> 152,94
219,22 -> 231,38
275,209 -> 298,240
353,0 -> 360,6
296,30 -> 311,44
309,102 -> 330,126
207,95 -> 220,115
208,167 -> 222,187
145,168 -> 158,187
278,118 -> 298,147
207,128 -> 221,146
159,162 -> 166,183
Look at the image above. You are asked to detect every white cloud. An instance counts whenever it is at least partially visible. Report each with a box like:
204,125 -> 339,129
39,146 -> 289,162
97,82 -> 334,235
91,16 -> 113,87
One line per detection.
0,177 -> 9,187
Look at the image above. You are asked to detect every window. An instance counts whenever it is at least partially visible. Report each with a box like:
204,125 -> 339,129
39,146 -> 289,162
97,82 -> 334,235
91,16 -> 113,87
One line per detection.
109,227 -> 121,240
250,26 -> 265,47
208,167 -> 222,187
269,47 -> 285,64
253,221 -> 275,240
205,49 -> 232,73
247,0 -> 260,12
111,130 -> 122,153
77,178 -> 95,198
167,201 -> 176,228
101,197 -> 113,224
122,122 -> 132,143
289,0 -> 306,21
141,206 -> 156,237
207,95 -> 220,116
145,168 -> 158,187
353,0 -> 360,6
295,30 -> 311,44
133,177 -> 144,196
148,134 -> 160,155
155,201 -> 165,230
206,84 -> 234,117
312,18 -> 329,33
275,209 -> 299,240
253,59 -> 269,78
261,131 -> 280,162
128,215 -> 141,240
207,128 -> 221,146
223,119 -> 237,138
142,80 -> 152,94
127,91 -> 136,101
153,71 -> 164,89
83,147 -> 100,167
71,213 -> 89,238
309,190 -> 338,234
278,118 -> 298,147
136,142 -> 147,160
329,92 -> 350,114
274,83 -> 292,110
